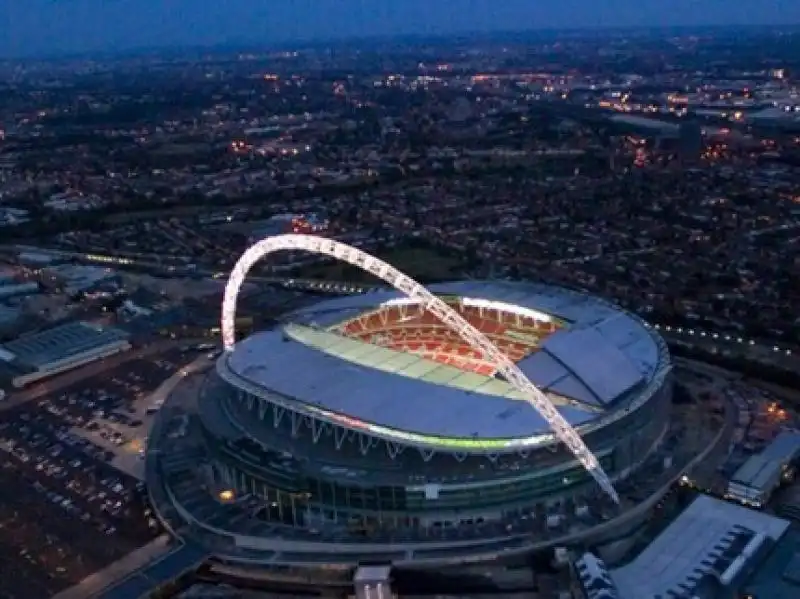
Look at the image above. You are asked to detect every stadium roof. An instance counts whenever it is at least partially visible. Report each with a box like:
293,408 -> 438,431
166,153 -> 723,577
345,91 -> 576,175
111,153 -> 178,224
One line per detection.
297,281 -> 662,374
224,326 -> 597,440
223,281 -> 667,442
281,323 -> 600,412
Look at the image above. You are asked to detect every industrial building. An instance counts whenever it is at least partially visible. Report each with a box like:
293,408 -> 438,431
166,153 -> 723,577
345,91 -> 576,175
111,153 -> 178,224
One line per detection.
0,267 -> 39,300
0,304 -> 22,335
742,528 -> 800,599
16,251 -> 59,267
354,565 -> 392,599
574,553 -> 619,599
606,494 -> 791,599
0,275 -> 37,336
0,321 -> 131,388
41,264 -> 119,296
726,431 -> 800,508
0,281 -> 39,299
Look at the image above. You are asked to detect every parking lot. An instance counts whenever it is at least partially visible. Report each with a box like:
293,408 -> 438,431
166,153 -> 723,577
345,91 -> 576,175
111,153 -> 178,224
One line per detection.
0,346 -> 207,598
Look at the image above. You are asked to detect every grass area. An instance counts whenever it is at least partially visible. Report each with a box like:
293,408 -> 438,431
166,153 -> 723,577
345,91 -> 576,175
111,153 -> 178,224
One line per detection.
299,245 -> 465,283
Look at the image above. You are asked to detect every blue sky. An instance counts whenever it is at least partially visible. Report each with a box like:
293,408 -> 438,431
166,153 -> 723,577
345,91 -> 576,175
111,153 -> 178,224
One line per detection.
2,0 -> 798,58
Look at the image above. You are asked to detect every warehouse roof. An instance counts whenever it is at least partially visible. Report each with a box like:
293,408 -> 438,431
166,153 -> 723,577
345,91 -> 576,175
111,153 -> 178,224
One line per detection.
0,321 -> 129,369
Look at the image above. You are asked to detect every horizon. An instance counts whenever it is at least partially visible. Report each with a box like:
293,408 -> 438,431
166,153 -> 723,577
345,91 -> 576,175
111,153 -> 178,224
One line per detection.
3,23 -> 800,63
4,0 -> 800,60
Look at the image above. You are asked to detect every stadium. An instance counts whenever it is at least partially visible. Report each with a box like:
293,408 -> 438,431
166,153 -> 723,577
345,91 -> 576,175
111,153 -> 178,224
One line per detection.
206,278 -> 671,530
152,236 -> 674,568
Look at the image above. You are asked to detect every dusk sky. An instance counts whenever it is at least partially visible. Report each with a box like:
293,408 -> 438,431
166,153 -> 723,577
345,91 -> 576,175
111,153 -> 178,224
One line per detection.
3,0 -> 798,58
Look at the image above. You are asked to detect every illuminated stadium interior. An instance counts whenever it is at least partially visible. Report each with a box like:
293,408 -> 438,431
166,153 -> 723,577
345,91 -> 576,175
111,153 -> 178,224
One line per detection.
332,296 -> 564,377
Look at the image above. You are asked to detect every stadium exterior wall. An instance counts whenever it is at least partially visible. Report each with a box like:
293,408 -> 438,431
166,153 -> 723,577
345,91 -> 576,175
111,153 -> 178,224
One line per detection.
202,349 -> 671,531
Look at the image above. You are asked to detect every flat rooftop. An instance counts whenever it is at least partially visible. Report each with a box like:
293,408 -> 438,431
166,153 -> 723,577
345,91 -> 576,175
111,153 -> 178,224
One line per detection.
221,282 -> 667,442
611,494 -> 790,599
761,431 -> 800,462
43,264 -> 117,293
743,529 -> 800,599
731,431 -> 800,490
0,321 -> 129,370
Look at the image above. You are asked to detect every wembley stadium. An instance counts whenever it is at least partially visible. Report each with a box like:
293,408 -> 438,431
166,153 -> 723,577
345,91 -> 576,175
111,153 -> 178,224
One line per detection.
195,276 -> 673,542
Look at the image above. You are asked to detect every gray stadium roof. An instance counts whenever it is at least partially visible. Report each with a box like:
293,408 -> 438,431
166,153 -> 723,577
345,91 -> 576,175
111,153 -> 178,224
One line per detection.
224,281 -> 667,441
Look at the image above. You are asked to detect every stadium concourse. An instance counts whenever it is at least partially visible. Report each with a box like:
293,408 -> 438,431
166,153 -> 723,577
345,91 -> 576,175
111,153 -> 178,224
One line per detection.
146,274 -> 684,572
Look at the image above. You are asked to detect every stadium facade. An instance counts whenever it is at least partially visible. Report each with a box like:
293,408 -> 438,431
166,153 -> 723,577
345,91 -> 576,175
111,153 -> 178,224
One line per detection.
199,280 -> 672,536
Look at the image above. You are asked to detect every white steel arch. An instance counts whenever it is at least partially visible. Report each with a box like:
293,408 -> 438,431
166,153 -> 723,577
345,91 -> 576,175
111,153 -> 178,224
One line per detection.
221,234 -> 619,504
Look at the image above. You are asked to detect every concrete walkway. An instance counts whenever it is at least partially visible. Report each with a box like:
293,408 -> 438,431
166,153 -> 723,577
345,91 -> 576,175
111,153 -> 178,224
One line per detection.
146,352 -> 215,408
51,535 -> 172,599
74,351 -> 216,481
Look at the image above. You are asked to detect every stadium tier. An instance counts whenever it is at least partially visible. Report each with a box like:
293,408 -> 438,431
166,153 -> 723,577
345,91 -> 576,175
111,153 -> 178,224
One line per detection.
194,281 -> 672,540
334,302 -> 556,375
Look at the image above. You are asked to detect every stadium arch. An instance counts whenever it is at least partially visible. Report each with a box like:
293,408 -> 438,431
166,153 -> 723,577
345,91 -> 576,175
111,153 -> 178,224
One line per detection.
220,234 -> 620,504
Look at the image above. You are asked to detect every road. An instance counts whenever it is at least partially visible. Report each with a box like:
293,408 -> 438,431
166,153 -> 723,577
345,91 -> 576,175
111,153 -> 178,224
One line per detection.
148,352 -> 216,409
747,379 -> 800,404
0,243 -> 379,291
105,352 -> 215,481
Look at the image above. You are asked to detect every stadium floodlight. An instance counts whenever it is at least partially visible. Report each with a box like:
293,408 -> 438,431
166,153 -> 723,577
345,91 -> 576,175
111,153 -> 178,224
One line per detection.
221,234 -> 620,504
